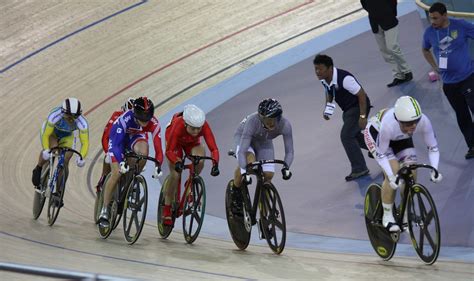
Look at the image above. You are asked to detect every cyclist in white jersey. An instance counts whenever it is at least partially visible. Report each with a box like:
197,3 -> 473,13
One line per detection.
364,96 -> 443,232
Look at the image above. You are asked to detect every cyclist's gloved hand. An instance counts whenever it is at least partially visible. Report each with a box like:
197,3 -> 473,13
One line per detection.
152,165 -> 162,179
281,168 -> 292,180
388,175 -> 403,190
76,157 -> 85,167
41,149 -> 51,161
430,170 -> 443,183
210,164 -> 220,177
174,161 -> 184,173
119,161 -> 129,174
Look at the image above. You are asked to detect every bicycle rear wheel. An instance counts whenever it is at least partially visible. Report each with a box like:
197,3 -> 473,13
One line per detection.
123,175 -> 148,245
47,166 -> 68,226
259,182 -> 286,254
183,176 -> 206,244
157,176 -> 173,239
225,180 -> 251,250
364,183 -> 396,261
407,184 -> 440,265
33,164 -> 50,220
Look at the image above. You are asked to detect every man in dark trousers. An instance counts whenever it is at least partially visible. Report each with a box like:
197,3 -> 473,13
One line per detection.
313,54 -> 371,181
422,2 -> 474,159
361,0 -> 413,87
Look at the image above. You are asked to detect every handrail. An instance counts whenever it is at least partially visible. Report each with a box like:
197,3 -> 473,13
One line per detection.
0,262 -> 132,280
415,0 -> 474,18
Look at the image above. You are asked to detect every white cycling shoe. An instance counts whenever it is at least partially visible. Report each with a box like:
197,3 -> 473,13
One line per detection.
383,215 -> 400,232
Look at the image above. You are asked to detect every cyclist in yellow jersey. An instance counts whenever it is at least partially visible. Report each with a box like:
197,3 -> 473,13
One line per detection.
32,97 -> 89,188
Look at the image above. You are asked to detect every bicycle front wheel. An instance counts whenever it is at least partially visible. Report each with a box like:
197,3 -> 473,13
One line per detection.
33,164 -> 50,220
183,176 -> 206,244
157,176 -> 173,239
259,182 -> 286,254
364,183 -> 397,261
407,183 -> 441,265
47,166 -> 68,226
123,175 -> 148,245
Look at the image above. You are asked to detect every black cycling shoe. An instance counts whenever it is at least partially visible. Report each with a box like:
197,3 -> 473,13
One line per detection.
465,147 -> 474,159
259,220 -> 273,240
52,192 -> 64,208
32,165 -> 42,187
230,188 -> 244,216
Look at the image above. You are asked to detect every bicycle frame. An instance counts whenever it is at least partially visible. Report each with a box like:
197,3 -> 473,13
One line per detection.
174,154 -> 214,217
392,164 -> 438,228
45,151 -> 64,198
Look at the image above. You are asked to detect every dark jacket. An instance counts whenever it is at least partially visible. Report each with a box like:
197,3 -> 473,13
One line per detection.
360,0 -> 398,33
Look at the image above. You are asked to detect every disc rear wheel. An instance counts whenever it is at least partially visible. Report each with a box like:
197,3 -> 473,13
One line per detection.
364,183 -> 396,261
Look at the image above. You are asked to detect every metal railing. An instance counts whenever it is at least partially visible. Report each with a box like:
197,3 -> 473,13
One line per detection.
0,262 -> 134,280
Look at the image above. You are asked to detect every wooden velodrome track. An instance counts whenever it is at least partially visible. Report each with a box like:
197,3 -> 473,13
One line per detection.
1,1 -> 472,280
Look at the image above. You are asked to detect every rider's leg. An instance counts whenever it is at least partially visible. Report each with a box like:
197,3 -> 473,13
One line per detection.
191,144 -> 205,175
132,139 -> 149,172
99,161 -> 121,225
381,159 -> 401,231
96,155 -> 111,193
233,151 -> 255,188
162,157 -> 181,225
32,135 -> 58,187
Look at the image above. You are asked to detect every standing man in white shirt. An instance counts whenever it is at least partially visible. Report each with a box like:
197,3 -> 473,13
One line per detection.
313,54 -> 371,181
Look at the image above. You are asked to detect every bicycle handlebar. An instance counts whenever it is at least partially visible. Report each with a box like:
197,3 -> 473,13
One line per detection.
228,150 -> 289,170
185,154 -> 216,166
395,163 -> 439,184
49,146 -> 83,160
124,151 -> 161,167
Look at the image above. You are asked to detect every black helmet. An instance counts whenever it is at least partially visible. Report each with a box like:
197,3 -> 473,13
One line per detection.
258,98 -> 282,118
133,97 -> 154,122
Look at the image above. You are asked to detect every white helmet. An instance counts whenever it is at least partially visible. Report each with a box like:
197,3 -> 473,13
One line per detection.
121,97 -> 134,112
394,96 -> 422,122
62,97 -> 82,116
183,104 -> 205,127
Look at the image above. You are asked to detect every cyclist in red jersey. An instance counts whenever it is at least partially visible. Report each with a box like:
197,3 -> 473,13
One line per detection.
163,104 -> 220,225
95,98 -> 135,194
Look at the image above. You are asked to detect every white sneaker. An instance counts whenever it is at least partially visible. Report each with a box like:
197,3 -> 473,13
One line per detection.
383,214 -> 400,232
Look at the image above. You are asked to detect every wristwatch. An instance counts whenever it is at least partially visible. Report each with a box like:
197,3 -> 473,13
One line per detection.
359,114 -> 366,119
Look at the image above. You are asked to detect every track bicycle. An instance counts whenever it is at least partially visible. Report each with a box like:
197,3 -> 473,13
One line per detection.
225,151 -> 289,254
96,151 -> 160,245
364,163 -> 441,264
32,146 -> 82,226
157,154 -> 215,244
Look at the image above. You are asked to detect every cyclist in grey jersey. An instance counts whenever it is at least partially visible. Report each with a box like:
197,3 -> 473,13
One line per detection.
234,112 -> 294,172
230,99 -> 293,212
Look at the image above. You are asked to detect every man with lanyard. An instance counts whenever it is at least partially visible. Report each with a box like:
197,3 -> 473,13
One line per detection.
313,54 -> 371,181
422,2 -> 474,159
364,96 -> 443,232
98,97 -> 163,228
162,104 -> 220,226
32,97 -> 88,188
229,99 -> 293,222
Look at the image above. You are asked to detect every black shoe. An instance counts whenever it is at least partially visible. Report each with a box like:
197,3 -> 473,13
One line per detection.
258,220 -> 273,240
52,192 -> 64,208
387,73 -> 412,87
345,169 -> 369,181
466,147 -> 474,159
32,166 -> 42,187
230,188 -> 244,215
404,72 -> 413,81
368,151 -> 374,159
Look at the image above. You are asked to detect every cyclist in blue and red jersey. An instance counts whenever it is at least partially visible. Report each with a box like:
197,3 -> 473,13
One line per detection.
98,97 -> 163,228
94,97 -> 134,194
161,104 -> 220,225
